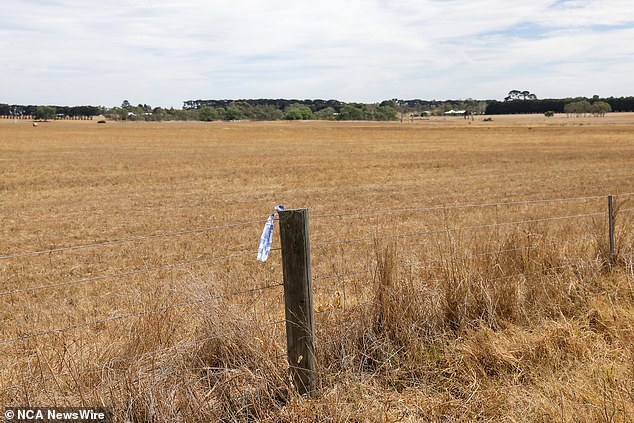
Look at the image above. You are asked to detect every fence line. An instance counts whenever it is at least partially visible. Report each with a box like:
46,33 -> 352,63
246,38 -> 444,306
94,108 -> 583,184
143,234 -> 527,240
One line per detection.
5,212 -> 602,299
1,302 -> 377,395
2,193 -> 631,397
336,265 -> 573,294
310,234 -> 597,288
311,194 -> 614,220
0,218 -> 267,261
312,211 -> 605,248
5,192 -> 629,262
0,248 -> 279,297
314,269 -> 373,281
3,229 -> 596,299
4,193 -> 615,230
1,260 -> 586,393
0,282 -> 284,345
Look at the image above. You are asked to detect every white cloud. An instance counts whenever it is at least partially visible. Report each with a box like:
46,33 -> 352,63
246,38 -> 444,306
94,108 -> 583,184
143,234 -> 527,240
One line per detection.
0,0 -> 633,105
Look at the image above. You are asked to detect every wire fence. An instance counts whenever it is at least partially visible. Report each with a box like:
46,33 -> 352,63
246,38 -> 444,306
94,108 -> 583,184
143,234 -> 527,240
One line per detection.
3,192 -> 631,261
0,218 -> 267,260
1,192 -> 632,396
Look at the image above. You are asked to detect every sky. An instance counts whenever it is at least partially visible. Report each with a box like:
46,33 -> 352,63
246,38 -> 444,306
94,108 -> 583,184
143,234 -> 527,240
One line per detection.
1,0 -> 633,108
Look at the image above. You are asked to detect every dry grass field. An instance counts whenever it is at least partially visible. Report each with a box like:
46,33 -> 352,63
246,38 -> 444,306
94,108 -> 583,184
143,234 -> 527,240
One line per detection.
1,115 -> 634,421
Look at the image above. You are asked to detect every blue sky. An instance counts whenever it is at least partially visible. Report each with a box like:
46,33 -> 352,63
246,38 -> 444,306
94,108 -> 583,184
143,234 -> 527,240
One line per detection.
1,0 -> 633,107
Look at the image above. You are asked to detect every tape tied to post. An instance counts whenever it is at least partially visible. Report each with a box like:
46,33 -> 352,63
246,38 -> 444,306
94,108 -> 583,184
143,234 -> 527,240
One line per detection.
257,205 -> 284,262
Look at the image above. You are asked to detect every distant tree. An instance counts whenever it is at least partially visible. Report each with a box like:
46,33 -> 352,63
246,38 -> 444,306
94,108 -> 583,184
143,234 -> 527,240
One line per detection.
591,101 -> 611,117
151,107 -> 167,121
223,107 -> 243,121
313,107 -> 337,120
374,105 -> 398,121
505,90 -> 537,101
121,100 -> 132,110
251,105 -> 283,121
544,110 -> 555,117
34,106 -> 56,121
198,106 -> 218,121
137,103 -> 152,113
284,105 -> 314,120
505,90 -> 520,101
563,102 -> 576,116
338,104 -> 366,120
167,108 -> 193,121
379,99 -> 397,109
564,100 -> 592,117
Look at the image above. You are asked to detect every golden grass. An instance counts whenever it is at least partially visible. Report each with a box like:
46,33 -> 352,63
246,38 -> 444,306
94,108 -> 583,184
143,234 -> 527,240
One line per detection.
1,116 -> 633,421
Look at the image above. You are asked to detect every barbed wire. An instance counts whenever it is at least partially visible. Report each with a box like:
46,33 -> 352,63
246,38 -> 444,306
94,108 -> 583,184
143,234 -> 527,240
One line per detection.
0,218 -> 267,261
311,234 -> 598,283
314,300 -> 376,316
5,210 -> 604,299
312,211 -> 605,248
0,282 -> 284,344
1,194 -> 629,392
0,250 -> 614,395
311,194 -> 610,220
0,248 -> 280,298
5,198 -> 234,226
312,264 -> 582,327
313,269 -> 373,281
4,192 -> 626,261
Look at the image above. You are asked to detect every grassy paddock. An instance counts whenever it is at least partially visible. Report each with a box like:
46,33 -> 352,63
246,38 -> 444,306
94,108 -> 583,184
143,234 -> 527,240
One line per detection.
1,116 -> 633,421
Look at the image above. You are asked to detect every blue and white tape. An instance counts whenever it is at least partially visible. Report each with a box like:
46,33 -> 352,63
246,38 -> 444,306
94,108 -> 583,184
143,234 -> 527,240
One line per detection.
257,205 -> 284,262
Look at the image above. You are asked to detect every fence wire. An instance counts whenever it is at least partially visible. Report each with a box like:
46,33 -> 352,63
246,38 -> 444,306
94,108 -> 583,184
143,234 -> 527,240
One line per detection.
0,282 -> 283,345
2,191 -> 631,399
0,218 -> 266,261
5,192 -> 627,261
0,248 -> 280,298
312,194 -> 611,220
313,211 -> 605,248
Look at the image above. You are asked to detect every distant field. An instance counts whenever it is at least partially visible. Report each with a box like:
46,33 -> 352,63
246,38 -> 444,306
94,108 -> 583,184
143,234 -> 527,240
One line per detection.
1,115 -> 633,421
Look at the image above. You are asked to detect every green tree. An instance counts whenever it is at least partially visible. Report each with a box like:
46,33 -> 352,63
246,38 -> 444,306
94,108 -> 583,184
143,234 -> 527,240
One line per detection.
338,104 -> 365,120
284,105 -> 314,120
151,107 -> 167,121
375,105 -> 398,121
591,101 -> 611,117
505,90 -> 537,101
251,105 -> 283,121
198,106 -> 218,121
224,107 -> 243,121
35,106 -> 56,121
564,100 -> 592,117
314,107 -> 337,120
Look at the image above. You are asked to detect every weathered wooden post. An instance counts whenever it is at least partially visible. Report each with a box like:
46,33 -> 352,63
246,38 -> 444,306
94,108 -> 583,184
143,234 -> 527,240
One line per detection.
278,208 -> 316,396
608,195 -> 615,265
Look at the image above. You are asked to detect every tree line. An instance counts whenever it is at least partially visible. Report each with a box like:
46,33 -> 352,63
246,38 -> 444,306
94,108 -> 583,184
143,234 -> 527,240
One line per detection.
182,99 -> 401,121
485,95 -> 634,115
0,104 -> 100,120
4,94 -> 634,122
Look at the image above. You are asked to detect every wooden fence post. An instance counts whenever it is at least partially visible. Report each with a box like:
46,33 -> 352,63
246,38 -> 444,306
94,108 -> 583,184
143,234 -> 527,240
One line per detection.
278,208 -> 316,396
608,195 -> 615,265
